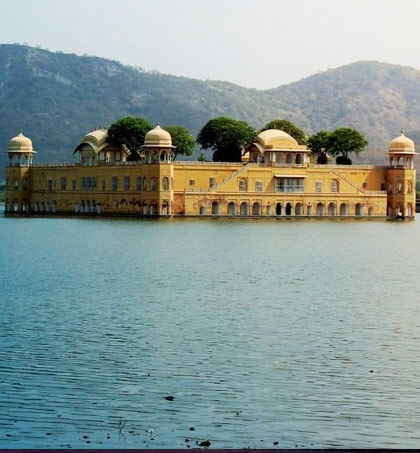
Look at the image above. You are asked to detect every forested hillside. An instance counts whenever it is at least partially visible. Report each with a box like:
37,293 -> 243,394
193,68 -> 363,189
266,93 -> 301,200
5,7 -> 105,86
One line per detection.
1,44 -> 420,169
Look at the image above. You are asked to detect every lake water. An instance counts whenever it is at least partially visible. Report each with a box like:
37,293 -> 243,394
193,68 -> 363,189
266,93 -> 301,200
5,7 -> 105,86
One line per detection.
1,207 -> 420,448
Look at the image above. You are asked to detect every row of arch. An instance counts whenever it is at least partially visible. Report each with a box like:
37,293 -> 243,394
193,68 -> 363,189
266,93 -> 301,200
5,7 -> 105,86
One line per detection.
202,201 -> 374,217
389,155 -> 414,169
6,178 -> 29,190
4,200 -> 58,213
75,200 -> 172,215
250,151 -> 307,166
7,154 -> 34,167
113,176 -> 172,191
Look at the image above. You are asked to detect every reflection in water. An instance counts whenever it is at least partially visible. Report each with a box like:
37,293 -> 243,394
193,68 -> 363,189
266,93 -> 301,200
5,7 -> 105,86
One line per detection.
1,214 -> 420,448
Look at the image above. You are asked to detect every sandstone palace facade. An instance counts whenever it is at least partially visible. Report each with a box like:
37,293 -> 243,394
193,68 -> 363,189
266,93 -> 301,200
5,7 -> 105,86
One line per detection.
4,125 -> 417,219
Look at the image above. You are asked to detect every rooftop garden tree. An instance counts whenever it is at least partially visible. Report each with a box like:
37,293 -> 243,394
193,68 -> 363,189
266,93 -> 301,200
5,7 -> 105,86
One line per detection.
163,125 -> 195,160
260,119 -> 307,145
197,116 -> 256,162
307,130 -> 332,164
327,127 -> 368,164
107,116 -> 153,161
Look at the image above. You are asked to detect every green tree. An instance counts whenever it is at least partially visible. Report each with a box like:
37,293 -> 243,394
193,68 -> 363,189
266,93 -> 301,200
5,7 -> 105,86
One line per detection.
163,125 -> 195,160
260,119 -> 307,145
107,116 -> 153,161
307,130 -> 331,164
196,117 -> 256,162
327,127 -> 368,164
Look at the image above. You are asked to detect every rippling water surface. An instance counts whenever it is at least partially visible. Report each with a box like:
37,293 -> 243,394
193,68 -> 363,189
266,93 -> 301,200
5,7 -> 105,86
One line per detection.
1,209 -> 420,448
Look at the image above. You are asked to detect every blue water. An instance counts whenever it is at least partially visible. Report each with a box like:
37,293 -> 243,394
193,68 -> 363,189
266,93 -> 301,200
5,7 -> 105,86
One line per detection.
1,209 -> 420,448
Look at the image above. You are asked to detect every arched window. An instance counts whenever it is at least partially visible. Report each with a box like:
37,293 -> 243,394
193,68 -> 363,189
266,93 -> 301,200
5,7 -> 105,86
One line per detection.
276,153 -> 283,164
252,202 -> 261,216
286,153 -> 293,165
316,203 -> 325,216
150,202 -> 157,215
397,182 -> 403,193
368,207 -> 374,216
355,203 -> 363,216
151,177 -> 158,191
285,202 -> 292,216
295,203 -> 303,216
228,202 -> 236,216
295,153 -> 303,165
239,179 -> 247,192
276,202 -> 282,216
200,206 -> 207,215
331,180 -> 339,193
112,176 -> 118,191
407,181 -> 413,194
240,202 -> 249,216
407,204 -> 413,217
136,176 -> 142,191
339,203 -> 348,216
162,177 -> 169,191
124,176 -> 130,191
13,179 -> 19,190
211,201 -> 220,215
328,203 -> 336,216
162,201 -> 169,215
255,181 -> 263,192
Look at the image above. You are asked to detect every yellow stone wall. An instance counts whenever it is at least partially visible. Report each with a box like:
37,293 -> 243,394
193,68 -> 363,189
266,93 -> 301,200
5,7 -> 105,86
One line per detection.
6,160 -> 415,218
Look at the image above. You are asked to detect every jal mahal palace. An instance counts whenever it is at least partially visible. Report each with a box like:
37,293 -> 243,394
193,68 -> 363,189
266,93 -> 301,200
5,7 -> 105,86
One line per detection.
3,125 -> 417,219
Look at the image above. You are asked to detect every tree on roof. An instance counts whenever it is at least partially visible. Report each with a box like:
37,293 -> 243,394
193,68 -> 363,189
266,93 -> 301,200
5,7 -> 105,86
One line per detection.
327,127 -> 368,164
163,125 -> 195,160
197,117 -> 256,162
107,117 -> 153,161
307,130 -> 332,164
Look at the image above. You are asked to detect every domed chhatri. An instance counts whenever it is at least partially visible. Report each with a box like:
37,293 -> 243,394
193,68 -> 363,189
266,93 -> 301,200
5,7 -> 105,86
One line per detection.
388,132 -> 417,170
389,132 -> 416,154
8,131 -> 35,152
247,128 -> 309,165
143,124 -> 175,148
7,131 -> 36,167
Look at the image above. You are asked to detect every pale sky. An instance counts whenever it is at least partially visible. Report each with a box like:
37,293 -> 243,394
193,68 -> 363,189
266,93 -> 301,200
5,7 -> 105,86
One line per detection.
1,0 -> 420,89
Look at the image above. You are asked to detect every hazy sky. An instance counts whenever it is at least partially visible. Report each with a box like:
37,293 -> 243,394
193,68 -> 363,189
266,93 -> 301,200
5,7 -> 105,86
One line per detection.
1,0 -> 420,89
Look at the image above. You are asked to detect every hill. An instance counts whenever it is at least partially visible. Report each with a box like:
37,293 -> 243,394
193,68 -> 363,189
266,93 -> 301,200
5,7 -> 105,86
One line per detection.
1,44 -> 420,170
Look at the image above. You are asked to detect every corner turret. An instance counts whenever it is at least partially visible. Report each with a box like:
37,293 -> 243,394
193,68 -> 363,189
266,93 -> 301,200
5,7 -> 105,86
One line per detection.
386,131 -> 417,218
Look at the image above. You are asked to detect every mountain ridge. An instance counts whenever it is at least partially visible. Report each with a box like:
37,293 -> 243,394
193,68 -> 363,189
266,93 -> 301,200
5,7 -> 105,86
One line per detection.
1,44 -> 420,170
